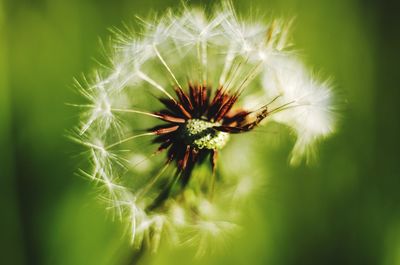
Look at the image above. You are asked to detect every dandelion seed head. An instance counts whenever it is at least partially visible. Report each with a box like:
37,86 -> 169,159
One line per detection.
73,1 -> 336,255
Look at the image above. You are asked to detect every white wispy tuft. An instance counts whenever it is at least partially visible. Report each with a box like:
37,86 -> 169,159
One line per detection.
73,1 -> 336,256
262,54 -> 336,164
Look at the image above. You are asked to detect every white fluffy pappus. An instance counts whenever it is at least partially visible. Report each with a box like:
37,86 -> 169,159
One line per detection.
262,54 -> 336,164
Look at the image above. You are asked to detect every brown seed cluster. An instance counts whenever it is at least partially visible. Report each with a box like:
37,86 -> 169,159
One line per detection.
146,83 -> 269,207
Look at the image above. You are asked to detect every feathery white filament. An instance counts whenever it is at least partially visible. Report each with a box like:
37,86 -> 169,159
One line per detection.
262,55 -> 336,164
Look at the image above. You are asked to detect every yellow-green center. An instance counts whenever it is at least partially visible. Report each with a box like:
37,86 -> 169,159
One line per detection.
182,119 -> 229,150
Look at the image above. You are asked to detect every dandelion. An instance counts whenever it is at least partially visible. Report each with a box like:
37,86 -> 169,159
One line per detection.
73,1 -> 336,260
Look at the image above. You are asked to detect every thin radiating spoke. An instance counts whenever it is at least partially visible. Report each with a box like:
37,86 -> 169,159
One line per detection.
137,71 -> 176,102
153,45 -> 184,90
137,162 -> 171,198
111,108 -> 162,119
106,132 -> 155,149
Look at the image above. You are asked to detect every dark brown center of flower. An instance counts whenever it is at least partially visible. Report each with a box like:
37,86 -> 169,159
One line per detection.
146,83 -> 269,210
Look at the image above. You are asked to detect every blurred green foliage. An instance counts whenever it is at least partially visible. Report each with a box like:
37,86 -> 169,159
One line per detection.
1,0 -> 399,264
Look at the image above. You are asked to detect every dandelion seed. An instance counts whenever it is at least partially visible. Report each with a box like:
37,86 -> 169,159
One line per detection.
73,1 -> 336,258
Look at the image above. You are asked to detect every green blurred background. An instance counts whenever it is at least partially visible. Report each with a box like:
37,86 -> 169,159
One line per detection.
1,0 -> 399,264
